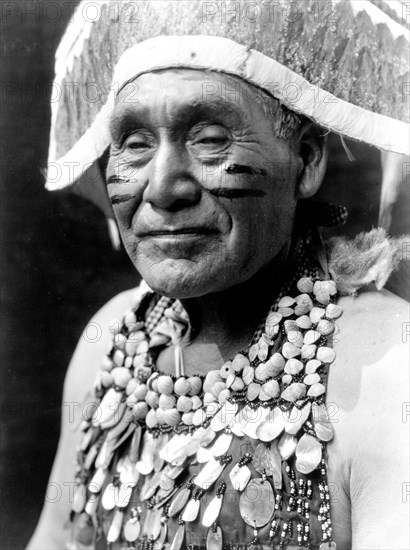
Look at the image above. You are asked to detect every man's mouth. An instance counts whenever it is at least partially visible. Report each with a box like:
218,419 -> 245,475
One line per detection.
137,227 -> 218,237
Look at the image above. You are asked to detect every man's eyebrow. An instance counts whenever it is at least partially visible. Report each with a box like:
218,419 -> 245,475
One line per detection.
109,96 -> 244,136
109,107 -> 144,138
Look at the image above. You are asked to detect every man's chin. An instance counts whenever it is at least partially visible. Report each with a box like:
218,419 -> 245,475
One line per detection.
136,259 -> 229,299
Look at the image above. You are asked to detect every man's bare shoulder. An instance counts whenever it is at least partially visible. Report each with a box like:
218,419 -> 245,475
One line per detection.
337,286 -> 408,343
330,286 -> 408,414
332,287 -> 408,377
341,288 -> 410,544
328,288 -> 409,548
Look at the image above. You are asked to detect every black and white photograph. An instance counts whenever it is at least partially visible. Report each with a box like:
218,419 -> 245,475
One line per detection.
1,1 -> 409,549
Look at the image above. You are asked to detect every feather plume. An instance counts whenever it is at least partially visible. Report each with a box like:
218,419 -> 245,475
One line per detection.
327,228 -> 409,295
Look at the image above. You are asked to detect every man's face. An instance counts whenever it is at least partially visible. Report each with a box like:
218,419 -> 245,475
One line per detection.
107,70 -> 303,298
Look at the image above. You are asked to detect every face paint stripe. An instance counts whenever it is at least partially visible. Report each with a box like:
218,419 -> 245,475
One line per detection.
225,164 -> 267,177
110,194 -> 134,204
209,188 -> 266,199
107,176 -> 131,185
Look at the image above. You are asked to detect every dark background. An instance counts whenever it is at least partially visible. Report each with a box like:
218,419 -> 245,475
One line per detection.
0,1 -> 408,548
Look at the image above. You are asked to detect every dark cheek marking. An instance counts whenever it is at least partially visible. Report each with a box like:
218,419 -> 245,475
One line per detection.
209,188 -> 266,199
225,164 -> 267,177
107,176 -> 131,185
110,194 -> 134,205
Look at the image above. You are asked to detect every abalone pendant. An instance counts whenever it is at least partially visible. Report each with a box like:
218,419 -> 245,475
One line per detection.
160,433 -> 189,464
284,402 -> 311,435
170,523 -> 185,550
194,458 -> 226,489
202,494 -> 223,527
206,525 -> 223,550
153,485 -> 179,510
312,402 -> 334,442
140,471 -> 161,501
118,481 -> 134,508
211,432 -> 233,457
278,432 -> 297,461
168,487 -> 191,518
72,483 -> 87,514
150,509 -> 163,540
239,478 -> 274,527
153,432 -> 169,471
85,494 -> 100,516
137,432 -> 155,475
295,433 -> 322,474
157,522 -> 168,546
256,407 -> 285,442
210,402 -> 238,432
319,543 -> 337,550
106,508 -> 124,543
197,445 -> 214,463
123,517 -> 141,542
241,405 -> 270,439
129,425 -> 142,463
102,482 -> 119,511
89,467 -> 106,493
182,497 -> 201,522
229,463 -> 251,492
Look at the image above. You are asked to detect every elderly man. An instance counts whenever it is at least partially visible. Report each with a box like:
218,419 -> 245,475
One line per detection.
29,2 -> 409,550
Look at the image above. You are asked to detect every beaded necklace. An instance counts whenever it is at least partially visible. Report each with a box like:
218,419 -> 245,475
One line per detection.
69,209 -> 347,550
69,277 -> 341,550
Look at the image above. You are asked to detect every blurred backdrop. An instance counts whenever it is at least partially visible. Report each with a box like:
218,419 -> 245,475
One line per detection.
0,1 -> 408,548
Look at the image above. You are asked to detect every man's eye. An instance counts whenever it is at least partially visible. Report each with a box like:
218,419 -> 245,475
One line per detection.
193,125 -> 231,147
124,132 -> 153,150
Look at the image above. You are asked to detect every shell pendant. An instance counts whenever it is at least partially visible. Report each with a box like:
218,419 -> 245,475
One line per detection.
202,494 -> 224,527
229,463 -> 251,492
239,478 -> 274,528
182,497 -> 201,522
207,525 -> 223,550
170,523 -> 185,550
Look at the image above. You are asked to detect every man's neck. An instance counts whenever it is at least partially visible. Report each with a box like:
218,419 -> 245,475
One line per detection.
179,246 -> 290,362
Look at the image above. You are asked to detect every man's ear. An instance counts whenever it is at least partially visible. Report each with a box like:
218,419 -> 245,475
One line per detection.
297,122 -> 328,198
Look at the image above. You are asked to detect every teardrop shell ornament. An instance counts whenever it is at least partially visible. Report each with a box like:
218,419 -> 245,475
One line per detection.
170,523 -> 185,550
278,432 -> 297,460
101,482 -> 119,511
239,478 -> 274,527
106,508 -> 124,543
295,433 -> 322,474
240,405 -> 270,439
123,516 -> 141,542
229,463 -> 252,491
312,402 -> 334,442
168,486 -> 191,518
194,457 -> 229,489
210,402 -> 238,432
202,493 -> 223,527
211,432 -> 233,457
182,497 -> 201,522
207,525 -> 223,550
284,402 -> 312,435
256,407 -> 285,442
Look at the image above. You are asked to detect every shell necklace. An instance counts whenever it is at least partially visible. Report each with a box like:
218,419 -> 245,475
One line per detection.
71,275 -> 342,550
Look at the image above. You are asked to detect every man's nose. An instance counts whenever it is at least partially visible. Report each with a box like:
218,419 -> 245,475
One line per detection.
143,141 -> 201,210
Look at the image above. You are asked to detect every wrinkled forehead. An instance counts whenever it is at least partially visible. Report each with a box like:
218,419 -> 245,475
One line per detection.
112,68 -> 281,123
